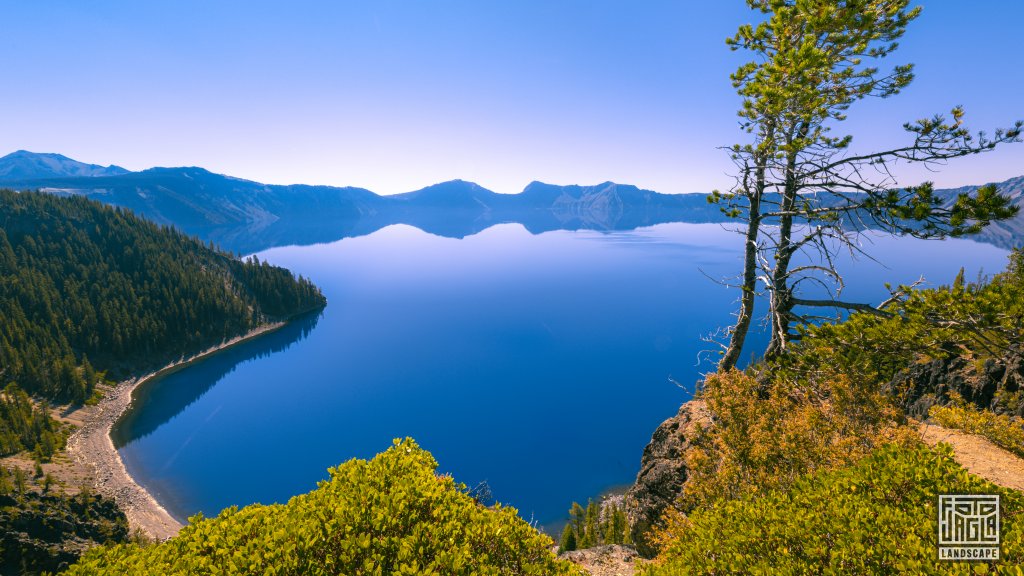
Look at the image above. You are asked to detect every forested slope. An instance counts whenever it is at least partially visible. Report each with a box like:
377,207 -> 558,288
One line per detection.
0,189 -> 325,455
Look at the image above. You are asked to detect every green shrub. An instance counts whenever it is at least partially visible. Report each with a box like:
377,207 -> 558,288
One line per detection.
65,439 -> 583,576
931,397 -> 1024,458
647,443 -> 1024,575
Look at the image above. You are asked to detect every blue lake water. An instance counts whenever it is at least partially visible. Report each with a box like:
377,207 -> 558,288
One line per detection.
113,222 -> 1010,529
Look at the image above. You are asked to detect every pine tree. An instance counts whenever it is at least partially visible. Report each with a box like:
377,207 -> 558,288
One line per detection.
570,502 -> 586,545
13,467 -> 27,495
715,0 -> 1022,369
581,500 -> 600,548
559,524 -> 577,552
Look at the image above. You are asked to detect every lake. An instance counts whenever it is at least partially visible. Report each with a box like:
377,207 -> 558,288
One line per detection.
112,222 -> 1010,530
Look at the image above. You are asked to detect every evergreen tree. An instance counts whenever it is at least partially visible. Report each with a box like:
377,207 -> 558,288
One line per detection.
559,524 -> 577,552
570,501 -> 586,545
580,500 -> 600,548
12,466 -> 26,495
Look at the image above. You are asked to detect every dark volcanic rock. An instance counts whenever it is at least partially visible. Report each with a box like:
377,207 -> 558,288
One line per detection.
624,399 -> 710,557
0,488 -> 129,576
885,345 -> 1024,419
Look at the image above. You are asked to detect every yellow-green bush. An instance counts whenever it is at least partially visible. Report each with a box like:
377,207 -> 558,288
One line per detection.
66,439 -> 582,576
648,443 -> 1024,575
682,369 -> 914,508
931,397 -> 1024,458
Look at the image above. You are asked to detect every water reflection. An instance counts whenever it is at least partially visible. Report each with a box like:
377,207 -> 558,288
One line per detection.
112,311 -> 322,447
191,199 -> 723,255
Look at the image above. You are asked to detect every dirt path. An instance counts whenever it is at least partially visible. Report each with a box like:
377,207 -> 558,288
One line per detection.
919,422 -> 1024,492
65,322 -> 284,541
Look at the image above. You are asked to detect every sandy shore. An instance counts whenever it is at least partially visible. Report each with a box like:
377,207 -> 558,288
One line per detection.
66,322 -> 285,541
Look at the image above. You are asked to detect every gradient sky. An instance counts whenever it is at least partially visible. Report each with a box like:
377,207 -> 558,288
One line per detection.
2,1 -> 1021,195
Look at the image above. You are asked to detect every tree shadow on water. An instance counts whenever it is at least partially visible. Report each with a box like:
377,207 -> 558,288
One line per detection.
111,310 -> 322,448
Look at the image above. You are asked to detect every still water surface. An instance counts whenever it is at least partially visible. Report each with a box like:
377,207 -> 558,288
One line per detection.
114,223 -> 1009,527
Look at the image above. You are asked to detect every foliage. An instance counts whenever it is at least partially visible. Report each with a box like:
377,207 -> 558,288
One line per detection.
561,499 -> 632,553
0,383 -> 65,458
931,395 -> 1024,459
682,369 -> 913,508
65,439 -> 583,576
0,189 -> 325,404
647,443 -> 1024,575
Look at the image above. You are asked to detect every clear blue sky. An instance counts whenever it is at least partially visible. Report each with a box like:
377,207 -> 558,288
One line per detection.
1,1 -> 1021,194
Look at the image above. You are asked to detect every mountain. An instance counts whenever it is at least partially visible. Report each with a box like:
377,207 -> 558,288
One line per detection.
0,150 -> 129,179
0,157 -> 711,252
518,181 -> 715,230
377,179 -> 717,240
934,175 -> 1024,249
0,166 -> 381,231
388,179 -> 504,209
0,151 -> 1021,253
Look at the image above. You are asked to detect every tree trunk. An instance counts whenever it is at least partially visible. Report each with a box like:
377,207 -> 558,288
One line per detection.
719,157 -> 768,371
719,209 -> 761,371
765,127 -> 806,361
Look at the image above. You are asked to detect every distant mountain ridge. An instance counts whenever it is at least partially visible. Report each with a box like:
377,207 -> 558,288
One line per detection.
934,175 -> 1024,249
0,152 -> 718,252
0,150 -> 1020,253
0,150 -> 129,179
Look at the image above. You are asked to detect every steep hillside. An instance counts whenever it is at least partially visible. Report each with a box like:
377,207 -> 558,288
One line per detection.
0,189 -> 326,408
0,166 -> 380,232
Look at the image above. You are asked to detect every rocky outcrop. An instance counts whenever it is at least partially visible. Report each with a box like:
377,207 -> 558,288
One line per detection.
559,544 -> 639,576
624,399 -> 710,557
0,490 -> 128,575
885,345 -> 1024,419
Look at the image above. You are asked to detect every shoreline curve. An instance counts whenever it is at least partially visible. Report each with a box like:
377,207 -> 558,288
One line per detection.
66,322 -> 286,541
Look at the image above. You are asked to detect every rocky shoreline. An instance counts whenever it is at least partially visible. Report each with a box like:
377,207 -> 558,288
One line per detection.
65,322 -> 285,541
